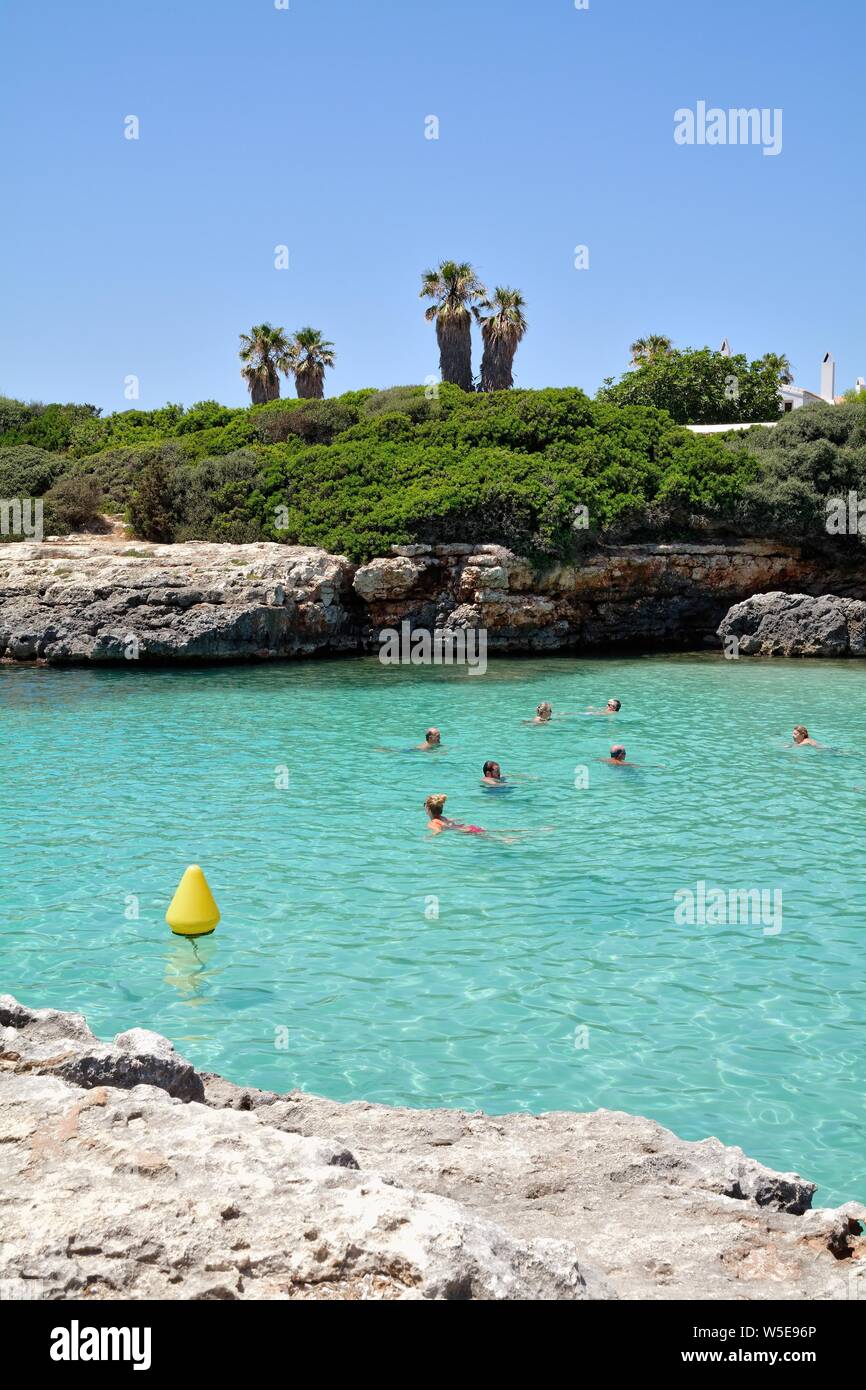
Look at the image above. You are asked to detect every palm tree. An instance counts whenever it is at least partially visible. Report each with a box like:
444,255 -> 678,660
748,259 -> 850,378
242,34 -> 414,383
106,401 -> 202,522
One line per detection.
479,288 -> 528,391
287,327 -> 336,400
239,323 -> 291,404
420,260 -> 488,391
759,352 -> 794,385
629,334 -> 673,366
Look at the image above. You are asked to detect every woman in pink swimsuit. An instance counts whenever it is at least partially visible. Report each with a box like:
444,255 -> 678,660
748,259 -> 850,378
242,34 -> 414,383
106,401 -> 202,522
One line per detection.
424,794 -> 486,836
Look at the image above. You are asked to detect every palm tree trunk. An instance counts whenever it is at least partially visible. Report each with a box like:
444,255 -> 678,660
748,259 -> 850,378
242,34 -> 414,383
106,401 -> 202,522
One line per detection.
480,339 -> 515,391
437,318 -> 473,391
296,367 -> 324,400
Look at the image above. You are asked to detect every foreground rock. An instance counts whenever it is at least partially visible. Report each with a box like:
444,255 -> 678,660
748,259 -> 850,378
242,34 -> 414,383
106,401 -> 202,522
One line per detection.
2,537 -> 866,662
718,591 -> 866,656
1,998 -> 862,1300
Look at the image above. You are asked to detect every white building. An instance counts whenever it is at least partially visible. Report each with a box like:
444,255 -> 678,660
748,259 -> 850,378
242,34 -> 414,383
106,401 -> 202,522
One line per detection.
686,348 -> 862,432
718,342 -> 862,410
779,352 -> 834,411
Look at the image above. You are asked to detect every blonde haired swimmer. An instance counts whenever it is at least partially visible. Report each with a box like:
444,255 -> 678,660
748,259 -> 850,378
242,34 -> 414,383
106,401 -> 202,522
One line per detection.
424,794 -> 485,836
523,700 -> 583,725
792,725 -> 821,748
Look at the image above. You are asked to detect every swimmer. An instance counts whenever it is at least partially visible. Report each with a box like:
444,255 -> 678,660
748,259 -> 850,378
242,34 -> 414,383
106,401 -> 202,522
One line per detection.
792,725 -> 821,748
523,698 -> 585,725
424,794 -> 485,836
587,698 -> 622,715
417,727 -> 442,751
524,701 -> 554,725
600,744 -> 636,767
481,760 -> 537,787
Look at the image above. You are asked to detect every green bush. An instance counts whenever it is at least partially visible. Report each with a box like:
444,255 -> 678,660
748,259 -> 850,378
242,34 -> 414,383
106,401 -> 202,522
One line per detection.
0,401 -> 101,452
598,348 -> 784,425
128,454 -> 177,543
0,444 -> 66,498
42,476 -> 104,534
728,401 -> 866,544
171,450 -> 266,542
5,385 -> 865,561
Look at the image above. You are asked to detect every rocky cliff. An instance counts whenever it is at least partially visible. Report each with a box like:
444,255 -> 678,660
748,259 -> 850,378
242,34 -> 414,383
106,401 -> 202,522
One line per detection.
1,996 -> 863,1301
2,537 -> 865,663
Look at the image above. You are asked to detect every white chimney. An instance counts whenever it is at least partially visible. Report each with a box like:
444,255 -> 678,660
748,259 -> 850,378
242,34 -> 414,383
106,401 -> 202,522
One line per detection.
719,338 -> 731,357
820,352 -> 835,402
856,377 -> 866,395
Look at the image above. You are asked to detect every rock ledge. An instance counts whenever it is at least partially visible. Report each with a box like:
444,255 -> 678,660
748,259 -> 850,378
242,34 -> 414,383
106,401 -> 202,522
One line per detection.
1,996 -> 863,1301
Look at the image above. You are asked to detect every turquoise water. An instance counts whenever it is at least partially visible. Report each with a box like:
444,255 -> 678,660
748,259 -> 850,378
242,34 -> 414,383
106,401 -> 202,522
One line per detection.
1,655 -> 864,1206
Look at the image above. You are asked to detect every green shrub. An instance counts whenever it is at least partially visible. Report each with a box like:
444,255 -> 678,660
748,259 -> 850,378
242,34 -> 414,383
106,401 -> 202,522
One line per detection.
42,476 -> 104,533
171,450 -> 266,541
9,385 -> 866,562
0,401 -> 101,452
728,401 -> 866,543
128,454 -> 177,543
598,348 -> 784,425
0,445 -> 66,498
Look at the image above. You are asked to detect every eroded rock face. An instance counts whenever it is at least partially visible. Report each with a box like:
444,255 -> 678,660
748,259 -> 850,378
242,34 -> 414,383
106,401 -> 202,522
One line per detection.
718,591 -> 866,656
1,997 -> 863,1301
0,541 -> 359,663
2,537 -> 866,663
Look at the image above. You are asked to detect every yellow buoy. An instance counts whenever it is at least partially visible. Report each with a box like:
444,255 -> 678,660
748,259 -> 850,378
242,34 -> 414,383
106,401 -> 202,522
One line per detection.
166,865 -> 220,937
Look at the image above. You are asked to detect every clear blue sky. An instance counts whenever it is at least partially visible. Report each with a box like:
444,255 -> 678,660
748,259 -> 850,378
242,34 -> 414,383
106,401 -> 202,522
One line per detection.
1,0 -> 863,412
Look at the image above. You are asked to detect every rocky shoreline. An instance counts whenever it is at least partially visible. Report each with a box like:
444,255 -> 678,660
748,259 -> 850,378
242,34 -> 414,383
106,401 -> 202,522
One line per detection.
1,995 -> 863,1301
2,537 -> 866,663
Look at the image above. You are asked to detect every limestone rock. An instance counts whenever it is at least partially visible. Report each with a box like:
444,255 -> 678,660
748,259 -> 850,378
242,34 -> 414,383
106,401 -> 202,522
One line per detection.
718,591 -> 866,656
0,995 -> 203,1101
0,1071 -> 607,1301
0,998 -> 863,1300
0,541 -> 357,663
352,555 -> 426,602
2,537 -> 866,662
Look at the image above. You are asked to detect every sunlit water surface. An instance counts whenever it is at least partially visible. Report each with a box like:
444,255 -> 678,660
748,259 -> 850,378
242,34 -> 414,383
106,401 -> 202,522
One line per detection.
1,655 -> 863,1205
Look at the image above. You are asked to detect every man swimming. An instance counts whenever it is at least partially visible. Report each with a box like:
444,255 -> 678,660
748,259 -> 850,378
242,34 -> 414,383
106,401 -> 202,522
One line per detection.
481,761 -> 535,787
424,794 -> 485,835
587,698 -> 622,715
417,727 -> 442,750
792,725 -> 821,748
601,743 -> 635,766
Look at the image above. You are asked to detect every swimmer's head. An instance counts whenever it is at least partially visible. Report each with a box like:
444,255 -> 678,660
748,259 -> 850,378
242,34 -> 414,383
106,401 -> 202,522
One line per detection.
792,725 -> 808,743
425,793 -> 447,818
425,727 -> 441,745
610,744 -> 626,762
483,761 -> 501,779
536,701 -> 552,720
607,699 -> 621,712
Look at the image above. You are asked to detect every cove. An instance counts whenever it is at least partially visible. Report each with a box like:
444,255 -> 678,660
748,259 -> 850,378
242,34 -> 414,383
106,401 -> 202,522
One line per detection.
1,652 -> 863,1207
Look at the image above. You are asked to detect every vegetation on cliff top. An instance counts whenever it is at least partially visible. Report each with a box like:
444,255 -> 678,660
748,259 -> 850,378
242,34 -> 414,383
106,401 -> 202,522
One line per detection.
1,387 -> 865,562
598,346 -> 791,425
